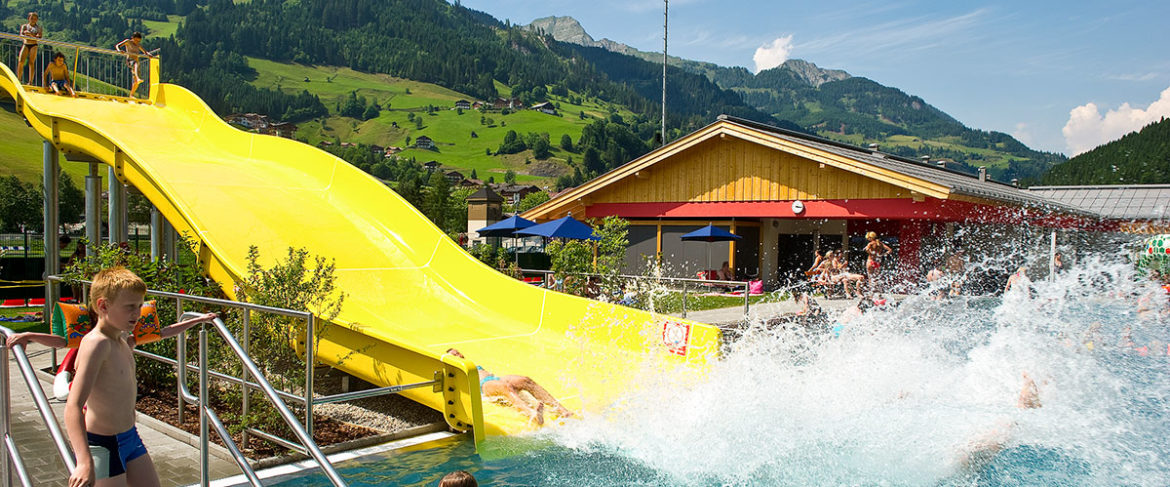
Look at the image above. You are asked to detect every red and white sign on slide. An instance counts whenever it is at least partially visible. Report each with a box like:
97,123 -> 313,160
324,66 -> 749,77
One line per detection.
661,321 -> 691,356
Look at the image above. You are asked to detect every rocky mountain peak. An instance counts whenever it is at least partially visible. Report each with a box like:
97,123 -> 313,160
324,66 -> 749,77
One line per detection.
780,59 -> 851,87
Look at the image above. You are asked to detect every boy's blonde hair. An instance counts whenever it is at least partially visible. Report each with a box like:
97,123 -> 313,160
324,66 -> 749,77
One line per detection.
89,266 -> 146,310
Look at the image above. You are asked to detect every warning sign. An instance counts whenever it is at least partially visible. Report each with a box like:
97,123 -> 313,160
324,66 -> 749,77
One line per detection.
661,321 -> 691,356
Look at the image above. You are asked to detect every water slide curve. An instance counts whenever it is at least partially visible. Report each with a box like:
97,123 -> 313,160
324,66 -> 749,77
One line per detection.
0,62 -> 721,440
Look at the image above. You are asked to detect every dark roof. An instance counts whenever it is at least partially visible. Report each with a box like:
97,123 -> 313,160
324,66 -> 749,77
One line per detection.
467,186 -> 505,202
1026,184 -> 1170,220
718,115 -> 1083,212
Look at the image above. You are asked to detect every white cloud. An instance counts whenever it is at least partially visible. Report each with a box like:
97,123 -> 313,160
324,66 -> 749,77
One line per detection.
753,35 -> 794,73
1062,86 -> 1170,155
1012,122 -> 1034,146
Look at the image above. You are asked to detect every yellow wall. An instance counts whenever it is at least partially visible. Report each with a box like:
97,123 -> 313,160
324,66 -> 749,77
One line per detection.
597,137 -> 910,204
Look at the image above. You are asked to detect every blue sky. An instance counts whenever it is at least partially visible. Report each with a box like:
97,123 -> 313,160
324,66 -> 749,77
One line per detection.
458,0 -> 1170,156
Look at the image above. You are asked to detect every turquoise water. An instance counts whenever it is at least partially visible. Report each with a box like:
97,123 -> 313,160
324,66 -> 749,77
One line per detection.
274,256 -> 1170,486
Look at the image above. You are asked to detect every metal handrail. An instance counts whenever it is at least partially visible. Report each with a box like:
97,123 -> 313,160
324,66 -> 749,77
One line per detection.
0,32 -> 145,58
0,325 -> 76,487
519,268 -> 755,318
178,313 -> 346,486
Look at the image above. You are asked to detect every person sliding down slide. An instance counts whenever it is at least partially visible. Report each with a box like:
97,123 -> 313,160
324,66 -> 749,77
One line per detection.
446,348 -> 573,426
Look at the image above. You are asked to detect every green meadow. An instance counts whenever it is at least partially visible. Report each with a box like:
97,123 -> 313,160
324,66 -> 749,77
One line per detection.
246,57 -> 633,184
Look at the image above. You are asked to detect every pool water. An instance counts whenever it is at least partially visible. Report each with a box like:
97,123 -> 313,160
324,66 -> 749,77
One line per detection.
274,255 -> 1170,486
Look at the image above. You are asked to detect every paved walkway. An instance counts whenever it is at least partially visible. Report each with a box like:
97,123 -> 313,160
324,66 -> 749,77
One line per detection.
5,344 -> 240,487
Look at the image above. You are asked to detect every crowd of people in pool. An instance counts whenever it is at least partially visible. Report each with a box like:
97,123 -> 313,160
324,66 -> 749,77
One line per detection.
12,11 -> 155,97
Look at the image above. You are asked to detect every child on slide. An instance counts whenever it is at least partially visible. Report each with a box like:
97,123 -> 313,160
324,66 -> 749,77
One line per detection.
114,32 -> 154,95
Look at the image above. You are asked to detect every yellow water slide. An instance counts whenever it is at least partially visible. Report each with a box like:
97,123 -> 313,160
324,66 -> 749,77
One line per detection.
0,59 -> 720,439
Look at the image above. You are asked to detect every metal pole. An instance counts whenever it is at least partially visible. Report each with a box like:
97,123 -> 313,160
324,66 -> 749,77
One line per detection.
304,315 -> 315,438
164,221 -> 178,263
744,282 -> 750,317
199,327 -> 209,487
661,0 -> 668,146
43,142 -> 60,321
176,297 -> 186,425
150,206 -> 162,260
241,310 -> 251,449
85,163 -> 101,247
107,167 -> 120,245
1,337 -> 10,487
681,282 -> 688,318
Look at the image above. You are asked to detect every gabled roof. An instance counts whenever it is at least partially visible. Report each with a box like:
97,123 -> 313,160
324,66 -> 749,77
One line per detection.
1027,184 -> 1170,220
467,186 -> 504,202
525,115 -> 1084,219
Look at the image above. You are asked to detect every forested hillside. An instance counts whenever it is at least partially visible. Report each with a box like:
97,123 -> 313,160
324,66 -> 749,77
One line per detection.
1042,118 -> 1170,185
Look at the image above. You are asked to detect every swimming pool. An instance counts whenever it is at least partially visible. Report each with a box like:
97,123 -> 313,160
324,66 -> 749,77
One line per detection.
270,255 -> 1170,486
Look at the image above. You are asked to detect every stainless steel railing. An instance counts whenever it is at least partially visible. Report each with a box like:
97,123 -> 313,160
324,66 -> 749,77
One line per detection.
519,268 -> 755,318
0,324 -> 76,487
43,276 -> 447,483
179,312 -> 346,486
1,32 -> 154,99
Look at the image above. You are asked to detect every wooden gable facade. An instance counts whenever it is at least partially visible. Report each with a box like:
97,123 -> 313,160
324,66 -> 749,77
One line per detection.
525,119 -> 952,222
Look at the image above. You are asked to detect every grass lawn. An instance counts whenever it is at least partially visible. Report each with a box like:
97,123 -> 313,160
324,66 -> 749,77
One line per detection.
0,104 -> 90,184
632,291 -> 773,314
247,57 -> 632,184
142,15 -> 183,40
0,307 -> 48,334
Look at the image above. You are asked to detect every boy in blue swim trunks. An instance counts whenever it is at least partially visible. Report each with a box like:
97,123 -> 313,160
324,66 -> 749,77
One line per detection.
42,52 -> 77,97
61,267 -> 214,487
446,348 -> 572,426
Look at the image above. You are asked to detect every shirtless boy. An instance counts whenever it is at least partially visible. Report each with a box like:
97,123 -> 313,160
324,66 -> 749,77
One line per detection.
114,33 -> 154,95
6,267 -> 215,487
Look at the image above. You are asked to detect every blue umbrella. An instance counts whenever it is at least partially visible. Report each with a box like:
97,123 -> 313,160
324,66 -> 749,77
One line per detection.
680,224 -> 741,273
516,216 -> 600,241
476,215 -> 536,237
680,224 -> 743,242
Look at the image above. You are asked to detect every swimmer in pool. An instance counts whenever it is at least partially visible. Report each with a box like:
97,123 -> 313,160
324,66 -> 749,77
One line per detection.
956,372 -> 1042,471
445,348 -> 572,425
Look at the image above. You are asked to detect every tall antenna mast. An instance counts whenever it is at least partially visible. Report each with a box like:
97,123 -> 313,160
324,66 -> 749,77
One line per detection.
662,0 -> 668,147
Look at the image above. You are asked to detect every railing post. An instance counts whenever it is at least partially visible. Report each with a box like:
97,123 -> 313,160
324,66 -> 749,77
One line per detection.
176,297 -> 186,425
681,282 -> 688,318
199,327 -> 209,487
1,337 -> 10,487
744,282 -> 750,318
240,310 -> 250,449
305,314 -> 315,439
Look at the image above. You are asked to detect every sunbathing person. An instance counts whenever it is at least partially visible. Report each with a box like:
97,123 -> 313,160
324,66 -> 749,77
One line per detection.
445,348 -> 572,425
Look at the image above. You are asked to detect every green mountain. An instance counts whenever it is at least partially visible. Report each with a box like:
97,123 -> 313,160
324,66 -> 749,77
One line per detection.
527,16 -> 1066,182
1041,118 -> 1170,185
2,0 -> 784,191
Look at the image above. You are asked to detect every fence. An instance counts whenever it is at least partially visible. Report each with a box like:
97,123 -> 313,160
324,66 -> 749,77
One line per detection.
46,276 -> 439,472
1,31 -> 153,99
519,268 -> 755,318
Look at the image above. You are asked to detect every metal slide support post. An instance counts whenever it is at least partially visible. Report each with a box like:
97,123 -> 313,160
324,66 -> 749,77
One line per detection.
107,167 -> 121,245
85,163 -> 101,247
165,222 -> 178,263
43,142 -> 60,322
305,315 -> 315,438
150,207 -> 162,261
